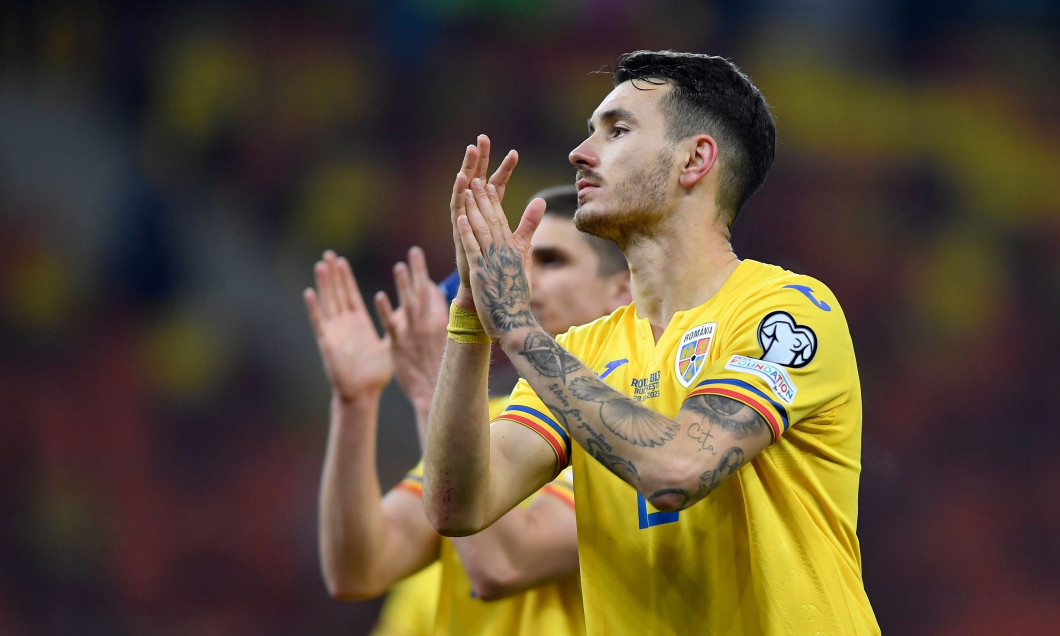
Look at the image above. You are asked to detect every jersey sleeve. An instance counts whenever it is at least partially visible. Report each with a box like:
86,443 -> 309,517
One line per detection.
684,278 -> 857,442
539,466 -> 575,509
492,378 -> 572,477
392,459 -> 426,498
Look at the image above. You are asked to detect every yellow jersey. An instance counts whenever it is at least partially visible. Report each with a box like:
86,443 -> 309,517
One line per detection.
370,561 -> 441,636
389,398 -> 584,636
497,259 -> 879,635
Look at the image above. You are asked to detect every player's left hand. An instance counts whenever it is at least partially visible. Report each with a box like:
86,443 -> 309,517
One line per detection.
454,176 -> 545,344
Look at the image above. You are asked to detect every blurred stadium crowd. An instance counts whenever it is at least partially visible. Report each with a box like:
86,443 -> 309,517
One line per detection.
0,1 -> 1057,633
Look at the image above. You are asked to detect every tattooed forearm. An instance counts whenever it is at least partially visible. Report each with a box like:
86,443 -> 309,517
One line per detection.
682,394 -> 767,439
568,376 -> 678,447
547,389 -> 642,485
519,332 -> 583,379
648,446 -> 747,510
585,440 -> 640,483
475,245 -> 535,330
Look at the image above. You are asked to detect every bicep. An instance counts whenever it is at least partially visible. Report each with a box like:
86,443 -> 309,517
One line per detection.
670,393 -> 774,498
483,418 -> 562,527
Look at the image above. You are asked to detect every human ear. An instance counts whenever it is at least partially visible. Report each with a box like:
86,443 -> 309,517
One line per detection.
678,135 -> 718,188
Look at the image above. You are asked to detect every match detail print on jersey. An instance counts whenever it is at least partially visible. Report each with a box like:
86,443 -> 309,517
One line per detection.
675,322 -> 717,388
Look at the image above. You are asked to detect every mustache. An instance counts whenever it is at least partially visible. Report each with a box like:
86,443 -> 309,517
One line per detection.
576,170 -> 602,185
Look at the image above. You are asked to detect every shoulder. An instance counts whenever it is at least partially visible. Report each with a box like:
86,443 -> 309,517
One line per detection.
739,260 -> 843,313
721,260 -> 853,369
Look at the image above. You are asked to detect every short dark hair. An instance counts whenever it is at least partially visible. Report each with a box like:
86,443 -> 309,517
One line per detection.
613,50 -> 776,226
532,184 -> 628,276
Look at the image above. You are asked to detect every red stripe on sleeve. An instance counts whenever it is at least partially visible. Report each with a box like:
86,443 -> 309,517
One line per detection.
686,387 -> 782,441
540,484 -> 576,510
392,482 -> 423,498
495,414 -> 567,473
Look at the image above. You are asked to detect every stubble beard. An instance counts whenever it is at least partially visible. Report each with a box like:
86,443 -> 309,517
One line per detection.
574,146 -> 674,247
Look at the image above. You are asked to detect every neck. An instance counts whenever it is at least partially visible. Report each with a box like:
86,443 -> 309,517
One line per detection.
624,207 -> 739,337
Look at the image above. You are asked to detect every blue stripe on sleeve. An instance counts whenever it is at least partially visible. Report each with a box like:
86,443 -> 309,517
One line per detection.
505,405 -> 571,459
693,378 -> 791,431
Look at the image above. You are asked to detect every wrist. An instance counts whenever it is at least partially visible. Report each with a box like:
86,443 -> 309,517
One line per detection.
447,303 -> 491,345
496,325 -> 538,355
451,287 -> 476,313
331,387 -> 383,408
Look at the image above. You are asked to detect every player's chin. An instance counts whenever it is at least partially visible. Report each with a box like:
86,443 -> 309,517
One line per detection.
573,206 -> 612,239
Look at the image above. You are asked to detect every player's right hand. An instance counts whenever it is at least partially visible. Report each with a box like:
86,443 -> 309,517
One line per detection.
450,134 -> 518,311
304,251 -> 394,402
375,246 -> 449,416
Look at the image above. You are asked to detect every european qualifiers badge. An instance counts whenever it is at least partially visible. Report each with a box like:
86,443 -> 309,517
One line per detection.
675,323 -> 717,388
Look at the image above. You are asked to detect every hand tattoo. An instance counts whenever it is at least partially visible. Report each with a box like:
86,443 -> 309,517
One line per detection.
475,245 -> 534,330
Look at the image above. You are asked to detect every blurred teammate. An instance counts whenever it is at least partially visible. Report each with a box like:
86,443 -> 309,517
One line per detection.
305,168 -> 630,633
424,50 -> 879,634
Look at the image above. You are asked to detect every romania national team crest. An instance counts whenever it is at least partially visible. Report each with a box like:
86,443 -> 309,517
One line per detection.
675,322 -> 716,388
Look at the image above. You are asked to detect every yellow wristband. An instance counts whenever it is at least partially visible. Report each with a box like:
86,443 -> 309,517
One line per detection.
447,304 -> 491,344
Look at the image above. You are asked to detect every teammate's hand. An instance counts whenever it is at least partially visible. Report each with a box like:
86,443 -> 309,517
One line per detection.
375,246 -> 449,415
455,176 -> 545,343
450,134 -> 518,311
304,251 -> 393,402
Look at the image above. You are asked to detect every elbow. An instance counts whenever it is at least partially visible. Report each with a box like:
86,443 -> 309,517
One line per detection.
428,513 -> 486,538
639,462 -> 708,513
424,498 -> 487,538
466,565 -> 522,601
644,490 -> 688,513
321,569 -> 387,603
324,580 -> 385,604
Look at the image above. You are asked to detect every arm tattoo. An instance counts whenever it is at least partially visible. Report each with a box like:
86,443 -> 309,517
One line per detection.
546,394 -> 640,483
682,394 -> 767,439
645,396 -> 762,510
648,446 -> 746,511
475,245 -> 535,330
569,377 -> 677,448
519,332 -> 583,379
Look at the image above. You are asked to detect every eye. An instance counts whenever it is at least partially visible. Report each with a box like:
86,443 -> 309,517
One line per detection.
534,251 -> 567,268
611,126 -> 628,138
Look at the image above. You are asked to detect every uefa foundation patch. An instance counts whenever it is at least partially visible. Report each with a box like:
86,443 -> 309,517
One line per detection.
724,354 -> 798,404
675,322 -> 716,387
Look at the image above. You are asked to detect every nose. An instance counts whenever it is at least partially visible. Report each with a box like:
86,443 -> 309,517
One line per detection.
569,136 -> 597,170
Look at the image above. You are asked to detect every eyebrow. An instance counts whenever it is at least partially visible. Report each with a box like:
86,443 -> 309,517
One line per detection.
587,107 -> 637,134
532,246 -> 566,259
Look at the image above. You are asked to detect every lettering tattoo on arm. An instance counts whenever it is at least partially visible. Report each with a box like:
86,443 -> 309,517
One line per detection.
475,245 -> 535,330
546,394 -> 640,483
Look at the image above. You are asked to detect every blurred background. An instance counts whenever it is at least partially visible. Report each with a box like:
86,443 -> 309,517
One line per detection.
1,0 -> 1058,633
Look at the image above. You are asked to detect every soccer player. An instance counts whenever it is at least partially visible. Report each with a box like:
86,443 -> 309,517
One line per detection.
424,50 -> 880,635
306,167 -> 630,632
